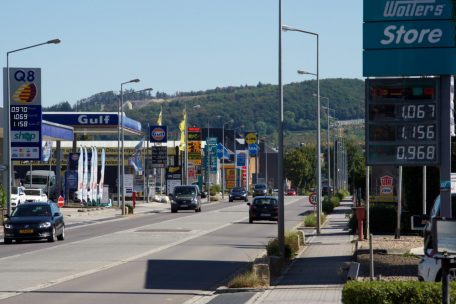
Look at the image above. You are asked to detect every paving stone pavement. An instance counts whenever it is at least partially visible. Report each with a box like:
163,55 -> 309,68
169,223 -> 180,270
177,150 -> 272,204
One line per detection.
248,199 -> 355,304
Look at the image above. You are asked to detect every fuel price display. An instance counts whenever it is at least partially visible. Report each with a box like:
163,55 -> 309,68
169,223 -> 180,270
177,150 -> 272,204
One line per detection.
366,78 -> 439,165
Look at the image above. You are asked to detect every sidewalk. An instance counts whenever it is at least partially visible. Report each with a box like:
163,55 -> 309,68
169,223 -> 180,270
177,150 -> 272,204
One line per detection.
250,199 -> 355,304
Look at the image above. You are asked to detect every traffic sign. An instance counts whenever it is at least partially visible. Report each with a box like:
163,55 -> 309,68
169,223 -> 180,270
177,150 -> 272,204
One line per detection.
57,195 -> 65,208
245,132 -> 257,145
309,192 -> 317,206
248,143 -> 259,156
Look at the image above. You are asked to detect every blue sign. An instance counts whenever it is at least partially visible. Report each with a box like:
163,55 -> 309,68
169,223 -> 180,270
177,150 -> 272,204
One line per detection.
248,143 -> 259,156
236,151 -> 247,167
43,113 -> 142,133
10,105 -> 42,160
364,0 -> 454,22
217,143 -> 230,160
149,125 -> 167,143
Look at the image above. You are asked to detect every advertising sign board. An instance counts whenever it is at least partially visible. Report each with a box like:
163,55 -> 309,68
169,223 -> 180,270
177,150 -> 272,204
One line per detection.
366,78 -> 440,165
4,68 -> 42,160
149,125 -> 167,143
151,146 -> 168,167
363,0 -> 456,76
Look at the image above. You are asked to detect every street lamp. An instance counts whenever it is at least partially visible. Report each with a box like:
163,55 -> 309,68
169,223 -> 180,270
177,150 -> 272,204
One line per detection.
285,23 -> 321,235
315,93 -> 332,196
219,118 -> 233,200
119,78 -> 140,215
321,104 -> 336,196
4,38 -> 61,214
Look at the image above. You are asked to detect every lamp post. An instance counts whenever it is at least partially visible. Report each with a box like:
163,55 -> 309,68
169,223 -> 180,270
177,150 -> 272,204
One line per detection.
285,23 -> 320,235
322,105 -> 336,195
119,79 -> 140,215
219,118 -> 233,200
316,93 -> 332,196
4,38 -> 61,214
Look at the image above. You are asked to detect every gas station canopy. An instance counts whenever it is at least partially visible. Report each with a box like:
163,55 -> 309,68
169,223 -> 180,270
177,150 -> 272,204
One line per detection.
43,112 -> 142,136
42,120 -> 74,141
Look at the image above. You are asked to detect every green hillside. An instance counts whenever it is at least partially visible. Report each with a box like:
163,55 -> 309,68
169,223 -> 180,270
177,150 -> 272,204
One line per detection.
45,78 -> 365,146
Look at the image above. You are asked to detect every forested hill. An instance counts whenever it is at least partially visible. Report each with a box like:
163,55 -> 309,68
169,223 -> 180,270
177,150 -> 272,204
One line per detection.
45,78 -> 365,139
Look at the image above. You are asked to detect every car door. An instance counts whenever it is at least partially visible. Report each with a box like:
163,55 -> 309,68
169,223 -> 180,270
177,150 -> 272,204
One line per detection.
51,203 -> 64,233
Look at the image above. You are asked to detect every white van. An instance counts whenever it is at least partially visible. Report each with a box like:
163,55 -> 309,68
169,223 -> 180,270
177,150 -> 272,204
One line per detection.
23,170 -> 57,199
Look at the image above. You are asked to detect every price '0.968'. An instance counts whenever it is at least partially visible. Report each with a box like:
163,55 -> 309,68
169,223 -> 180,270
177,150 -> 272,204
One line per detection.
396,145 -> 435,160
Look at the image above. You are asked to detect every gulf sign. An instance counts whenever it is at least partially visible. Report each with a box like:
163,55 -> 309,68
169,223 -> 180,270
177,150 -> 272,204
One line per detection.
149,125 -> 167,143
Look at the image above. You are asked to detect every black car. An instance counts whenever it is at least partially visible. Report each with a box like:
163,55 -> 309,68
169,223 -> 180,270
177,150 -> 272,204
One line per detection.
253,184 -> 268,197
3,202 -> 65,244
248,196 -> 278,223
229,187 -> 248,202
170,185 -> 202,213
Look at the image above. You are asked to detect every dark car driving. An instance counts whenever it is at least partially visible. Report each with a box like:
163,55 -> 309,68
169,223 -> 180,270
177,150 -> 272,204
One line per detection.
248,196 -> 278,223
229,187 -> 248,202
253,184 -> 268,197
3,202 -> 65,244
170,185 -> 202,213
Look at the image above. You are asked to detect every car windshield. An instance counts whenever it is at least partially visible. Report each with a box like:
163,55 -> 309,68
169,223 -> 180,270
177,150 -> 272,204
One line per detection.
254,184 -> 266,190
12,205 -> 51,217
253,198 -> 277,206
232,187 -> 244,192
24,189 -> 41,196
174,187 -> 196,196
24,176 -> 49,185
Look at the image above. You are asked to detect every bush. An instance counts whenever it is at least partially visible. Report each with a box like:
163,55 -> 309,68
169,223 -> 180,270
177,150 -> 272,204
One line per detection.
322,195 -> 340,214
266,231 -> 301,259
342,280 -> 456,304
210,184 -> 221,196
303,212 -> 327,227
125,204 -> 134,214
227,268 -> 267,288
348,204 -> 412,235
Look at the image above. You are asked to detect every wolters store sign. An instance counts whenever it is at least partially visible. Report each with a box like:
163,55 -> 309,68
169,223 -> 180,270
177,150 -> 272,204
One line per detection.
363,0 -> 456,76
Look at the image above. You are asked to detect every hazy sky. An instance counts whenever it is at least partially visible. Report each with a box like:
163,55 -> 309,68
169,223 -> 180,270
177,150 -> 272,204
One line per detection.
1,1 -> 363,107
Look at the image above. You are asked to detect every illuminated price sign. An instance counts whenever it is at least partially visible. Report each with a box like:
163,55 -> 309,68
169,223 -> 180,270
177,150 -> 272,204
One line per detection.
366,78 -> 440,165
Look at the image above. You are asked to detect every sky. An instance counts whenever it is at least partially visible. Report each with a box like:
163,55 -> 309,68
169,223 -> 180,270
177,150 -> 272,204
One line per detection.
0,0 -> 363,107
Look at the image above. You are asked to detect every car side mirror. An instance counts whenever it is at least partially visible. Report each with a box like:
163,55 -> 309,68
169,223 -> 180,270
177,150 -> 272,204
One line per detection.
53,212 -> 61,217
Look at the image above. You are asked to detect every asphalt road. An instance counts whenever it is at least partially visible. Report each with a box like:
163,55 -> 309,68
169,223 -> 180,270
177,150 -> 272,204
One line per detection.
0,196 -> 311,304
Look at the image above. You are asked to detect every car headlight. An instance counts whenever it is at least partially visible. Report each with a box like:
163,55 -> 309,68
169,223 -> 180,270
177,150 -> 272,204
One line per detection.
191,198 -> 198,204
4,223 -> 13,229
39,222 -> 52,228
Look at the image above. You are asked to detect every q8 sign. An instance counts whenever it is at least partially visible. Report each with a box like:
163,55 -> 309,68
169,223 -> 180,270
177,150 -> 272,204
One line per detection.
3,68 -> 42,160
366,78 -> 440,166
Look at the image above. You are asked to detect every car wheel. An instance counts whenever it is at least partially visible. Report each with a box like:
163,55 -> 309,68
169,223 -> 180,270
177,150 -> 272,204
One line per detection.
171,209 -> 177,213
229,199 -> 233,202
57,226 -> 65,241
4,238 -> 12,244
249,217 -> 253,223
244,198 -> 248,202
48,227 -> 56,242
199,207 -> 202,212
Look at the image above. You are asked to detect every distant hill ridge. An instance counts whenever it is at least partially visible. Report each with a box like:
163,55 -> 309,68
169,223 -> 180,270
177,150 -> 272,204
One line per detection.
45,78 -> 365,139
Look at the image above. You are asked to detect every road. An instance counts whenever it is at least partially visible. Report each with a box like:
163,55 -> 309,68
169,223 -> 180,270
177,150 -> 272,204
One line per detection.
0,196 -> 310,304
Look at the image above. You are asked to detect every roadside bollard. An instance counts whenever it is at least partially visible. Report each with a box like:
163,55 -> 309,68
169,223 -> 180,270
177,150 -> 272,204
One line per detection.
355,206 -> 365,240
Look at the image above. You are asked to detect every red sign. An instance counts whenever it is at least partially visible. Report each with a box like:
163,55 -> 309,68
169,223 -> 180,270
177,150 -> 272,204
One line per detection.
380,175 -> 393,187
57,196 -> 64,208
188,127 -> 200,132
309,192 -> 317,206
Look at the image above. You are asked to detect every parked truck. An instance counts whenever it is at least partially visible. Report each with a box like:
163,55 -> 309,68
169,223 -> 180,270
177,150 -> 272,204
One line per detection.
23,170 -> 57,200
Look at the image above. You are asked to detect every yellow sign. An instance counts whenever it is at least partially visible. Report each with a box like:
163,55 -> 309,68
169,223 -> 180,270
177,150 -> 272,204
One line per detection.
245,132 -> 257,145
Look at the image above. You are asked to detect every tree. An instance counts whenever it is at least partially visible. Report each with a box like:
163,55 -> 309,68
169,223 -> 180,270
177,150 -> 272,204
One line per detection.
284,144 -> 316,191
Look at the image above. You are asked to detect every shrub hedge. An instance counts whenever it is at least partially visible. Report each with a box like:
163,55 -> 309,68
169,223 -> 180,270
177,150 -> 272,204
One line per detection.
322,195 -> 341,214
342,281 -> 456,304
348,203 -> 412,234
